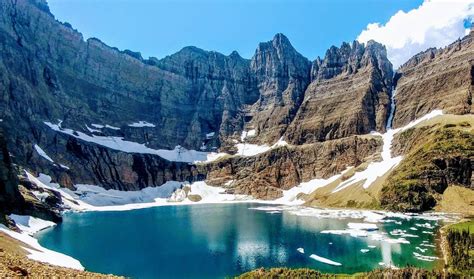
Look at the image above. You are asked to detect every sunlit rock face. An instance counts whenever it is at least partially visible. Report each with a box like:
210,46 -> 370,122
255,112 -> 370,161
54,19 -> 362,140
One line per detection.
285,40 -> 393,144
392,30 -> 473,129
2,0 -> 471,200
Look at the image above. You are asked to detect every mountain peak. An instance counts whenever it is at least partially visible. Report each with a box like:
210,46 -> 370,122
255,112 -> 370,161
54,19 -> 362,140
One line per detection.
272,33 -> 291,46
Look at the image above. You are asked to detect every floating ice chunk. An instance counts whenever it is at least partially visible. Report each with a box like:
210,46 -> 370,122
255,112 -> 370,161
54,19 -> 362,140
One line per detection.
321,229 -> 368,237
34,144 -> 54,163
297,248 -> 305,254
348,223 -> 378,231
128,121 -> 156,128
413,252 -> 438,262
309,254 -> 342,266
415,247 -> 427,253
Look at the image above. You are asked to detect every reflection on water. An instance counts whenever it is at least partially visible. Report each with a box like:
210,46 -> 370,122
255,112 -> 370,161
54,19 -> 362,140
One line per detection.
37,203 -> 442,279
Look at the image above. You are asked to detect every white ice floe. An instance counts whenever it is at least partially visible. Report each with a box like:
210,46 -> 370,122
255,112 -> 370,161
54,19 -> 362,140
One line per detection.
415,246 -> 427,253
128,121 -> 156,128
251,206 -> 442,246
413,252 -> 438,262
390,229 -> 418,238
34,144 -> 54,163
347,223 -> 378,231
332,110 -> 443,193
297,248 -> 305,254
0,219 -> 84,270
309,254 -> 342,266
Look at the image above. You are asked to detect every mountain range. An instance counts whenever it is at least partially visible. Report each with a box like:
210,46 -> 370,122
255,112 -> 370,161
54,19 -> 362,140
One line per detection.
0,0 -> 472,219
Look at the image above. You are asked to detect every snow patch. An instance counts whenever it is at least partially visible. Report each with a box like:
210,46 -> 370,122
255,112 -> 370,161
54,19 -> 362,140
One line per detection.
206,132 -> 215,139
128,121 -> 156,128
276,171 -> 347,205
0,218 -> 84,270
9,214 -> 55,235
59,164 -> 70,170
45,121 -> 225,163
85,125 -> 101,133
34,144 -> 54,163
332,110 -> 443,193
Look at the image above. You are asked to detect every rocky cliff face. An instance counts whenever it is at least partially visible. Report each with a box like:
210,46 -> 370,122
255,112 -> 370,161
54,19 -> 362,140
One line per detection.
0,0 -> 395,191
246,34 -> 311,144
0,129 -> 25,212
285,41 -> 393,144
392,29 -> 473,128
201,135 -> 382,199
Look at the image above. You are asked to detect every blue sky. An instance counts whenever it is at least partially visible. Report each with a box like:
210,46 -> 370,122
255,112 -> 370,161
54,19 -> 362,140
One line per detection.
48,0 -> 424,60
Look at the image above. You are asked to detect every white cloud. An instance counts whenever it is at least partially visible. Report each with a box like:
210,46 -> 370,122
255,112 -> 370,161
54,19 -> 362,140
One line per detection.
357,0 -> 474,69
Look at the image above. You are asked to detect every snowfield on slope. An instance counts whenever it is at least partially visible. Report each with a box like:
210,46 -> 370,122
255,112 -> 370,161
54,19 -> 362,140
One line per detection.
0,216 -> 84,270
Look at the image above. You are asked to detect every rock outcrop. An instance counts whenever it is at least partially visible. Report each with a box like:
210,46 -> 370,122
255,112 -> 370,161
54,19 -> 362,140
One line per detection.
285,41 -> 393,144
201,135 -> 382,199
392,29 -> 473,128
246,34 -> 311,144
0,129 -> 25,212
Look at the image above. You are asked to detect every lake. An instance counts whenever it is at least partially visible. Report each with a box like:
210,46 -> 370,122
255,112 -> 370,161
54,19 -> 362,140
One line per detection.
36,203 -> 441,278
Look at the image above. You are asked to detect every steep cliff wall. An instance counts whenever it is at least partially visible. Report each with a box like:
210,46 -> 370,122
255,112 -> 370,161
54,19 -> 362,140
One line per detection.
0,0 -> 394,191
285,41 -> 393,144
393,29 -> 473,128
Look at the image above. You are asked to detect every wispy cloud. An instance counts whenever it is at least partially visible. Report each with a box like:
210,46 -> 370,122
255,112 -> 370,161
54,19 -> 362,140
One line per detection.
357,0 -> 473,69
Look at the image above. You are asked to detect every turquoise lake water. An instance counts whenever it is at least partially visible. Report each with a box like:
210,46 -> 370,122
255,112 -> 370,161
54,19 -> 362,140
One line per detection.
36,203 -> 441,278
